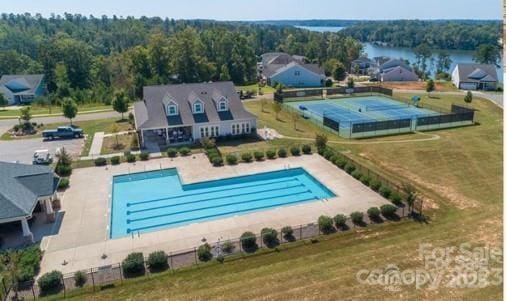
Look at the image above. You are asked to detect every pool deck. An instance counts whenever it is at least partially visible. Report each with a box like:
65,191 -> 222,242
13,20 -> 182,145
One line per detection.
40,153 -> 390,275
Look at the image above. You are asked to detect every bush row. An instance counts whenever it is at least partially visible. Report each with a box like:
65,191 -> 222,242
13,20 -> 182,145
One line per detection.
223,144 -> 313,165
93,152 -> 151,166
166,147 -> 192,158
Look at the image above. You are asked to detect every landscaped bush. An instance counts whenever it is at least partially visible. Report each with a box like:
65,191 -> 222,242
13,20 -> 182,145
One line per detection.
290,146 -> 301,156
281,226 -> 295,241
139,152 -> 149,161
55,164 -> 72,177
360,175 -> 371,186
222,241 -> 236,254
323,148 -> 334,160
333,156 -> 347,169
38,270 -> 63,295
74,270 -> 87,288
18,246 -> 42,282
126,154 -> 136,163
110,156 -> 121,165
370,180 -> 382,191
167,148 -> 177,158
390,193 -> 403,206
344,163 -> 356,174
198,243 -> 213,262
277,148 -> 287,158
179,147 -> 191,156
94,157 -> 107,166
350,211 -> 364,224
367,207 -> 381,219
212,156 -> 223,166
58,178 -> 69,190
266,150 -> 276,159
302,144 -> 312,154
254,151 -> 265,161
121,252 -> 145,277
147,251 -> 169,272
261,228 -> 279,248
351,170 -> 362,180
380,204 -> 398,217
379,186 -> 392,198
240,231 -> 257,252
334,214 -> 347,228
318,215 -> 334,234
241,152 -> 253,162
226,154 -> 238,165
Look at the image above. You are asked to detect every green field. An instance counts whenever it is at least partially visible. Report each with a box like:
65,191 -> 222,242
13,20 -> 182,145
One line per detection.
44,93 -> 503,300
0,103 -> 113,118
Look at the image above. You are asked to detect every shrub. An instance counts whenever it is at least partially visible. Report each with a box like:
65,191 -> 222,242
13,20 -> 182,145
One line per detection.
110,156 -> 120,165
360,176 -> 371,186
290,146 -> 301,156
379,186 -> 392,198
139,152 -> 149,161
55,164 -> 72,177
370,180 -> 382,191
240,231 -> 257,252
200,137 -> 216,149
367,207 -> 381,219
323,148 -> 334,160
315,134 -> 328,154
277,148 -> 287,158
281,226 -> 294,241
167,148 -> 177,158
121,252 -> 145,277
266,150 -> 276,159
147,251 -> 169,272
38,271 -> 63,295
226,154 -> 238,165
179,147 -> 191,156
334,214 -> 347,228
390,193 -> 403,206
241,152 -> 253,162
351,170 -> 362,180
334,157 -> 346,169
350,212 -> 364,224
18,246 -> 42,282
216,254 -> 225,263
126,154 -> 136,163
58,178 -> 69,190
302,144 -> 312,154
261,228 -> 278,248
74,270 -> 87,288
212,156 -> 223,166
318,215 -> 334,234
380,204 -> 398,217
130,134 -> 139,150
344,163 -> 355,174
94,157 -> 107,166
222,241 -> 236,254
197,243 -> 213,262
253,151 -> 265,161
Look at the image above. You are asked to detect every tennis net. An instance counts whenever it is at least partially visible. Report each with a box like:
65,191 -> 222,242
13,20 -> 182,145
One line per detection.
365,104 -> 410,112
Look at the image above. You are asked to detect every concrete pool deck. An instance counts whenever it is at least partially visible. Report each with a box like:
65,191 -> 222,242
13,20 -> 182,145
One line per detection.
40,153 -> 390,275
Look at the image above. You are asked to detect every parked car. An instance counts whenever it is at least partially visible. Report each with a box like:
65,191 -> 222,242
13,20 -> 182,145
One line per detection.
33,149 -> 53,165
42,126 -> 83,140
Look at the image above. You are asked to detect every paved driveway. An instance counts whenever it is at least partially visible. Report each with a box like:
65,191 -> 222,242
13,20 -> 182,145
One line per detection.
0,137 -> 84,164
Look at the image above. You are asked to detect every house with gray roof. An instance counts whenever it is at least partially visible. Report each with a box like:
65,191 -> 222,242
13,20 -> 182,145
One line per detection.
451,63 -> 498,91
376,58 -> 419,82
0,161 -> 59,243
259,52 -> 325,88
134,81 -> 257,148
0,74 -> 46,105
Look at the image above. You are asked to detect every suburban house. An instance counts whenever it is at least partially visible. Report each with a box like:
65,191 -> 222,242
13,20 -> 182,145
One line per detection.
0,74 -> 46,105
351,56 -> 376,75
376,58 -> 419,82
259,52 -> 326,87
451,63 -> 498,91
0,162 -> 59,244
134,81 -> 257,148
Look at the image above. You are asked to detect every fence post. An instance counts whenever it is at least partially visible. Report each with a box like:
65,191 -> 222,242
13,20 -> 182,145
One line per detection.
299,225 -> 302,240
90,269 -> 95,292
61,275 -> 66,299
169,252 -> 173,271
31,283 -> 36,300
194,247 -> 198,265
259,233 -> 262,249
119,263 -> 123,284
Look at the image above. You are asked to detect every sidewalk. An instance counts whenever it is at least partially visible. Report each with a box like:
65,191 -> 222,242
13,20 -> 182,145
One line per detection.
88,132 -> 105,157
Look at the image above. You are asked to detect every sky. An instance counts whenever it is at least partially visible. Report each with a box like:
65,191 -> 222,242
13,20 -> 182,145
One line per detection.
1,0 -> 502,20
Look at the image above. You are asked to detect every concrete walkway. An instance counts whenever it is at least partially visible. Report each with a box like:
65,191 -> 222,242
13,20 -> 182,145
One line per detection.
89,132 -> 105,157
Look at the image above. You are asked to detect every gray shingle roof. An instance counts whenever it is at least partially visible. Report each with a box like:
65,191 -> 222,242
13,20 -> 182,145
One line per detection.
455,63 -> 498,83
262,61 -> 324,78
135,81 -> 256,130
0,74 -> 44,95
380,59 -> 412,72
0,161 -> 58,221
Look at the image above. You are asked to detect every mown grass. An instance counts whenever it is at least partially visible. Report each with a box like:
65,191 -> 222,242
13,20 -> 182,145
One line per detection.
235,83 -> 276,94
44,93 -> 502,300
0,103 -> 113,118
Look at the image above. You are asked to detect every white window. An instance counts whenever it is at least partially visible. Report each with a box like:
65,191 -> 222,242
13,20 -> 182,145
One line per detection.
193,102 -> 204,114
218,101 -> 227,111
200,126 -> 219,138
232,122 -> 250,135
167,104 -> 178,116
294,71 -> 301,76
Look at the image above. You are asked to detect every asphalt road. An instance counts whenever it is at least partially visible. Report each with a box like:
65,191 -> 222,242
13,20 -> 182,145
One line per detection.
0,137 -> 84,164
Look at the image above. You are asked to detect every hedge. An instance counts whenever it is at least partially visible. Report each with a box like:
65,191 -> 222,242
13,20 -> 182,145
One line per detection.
212,156 -> 223,166
74,271 -> 87,288
126,154 -> 136,163
254,151 -> 265,161
281,226 -> 294,241
333,214 -> 347,228
390,193 -> 403,206
179,147 -> 191,156
58,178 -> 69,190
222,241 -> 236,254
367,207 -> 381,219
370,180 -> 382,191
302,144 -> 312,154
139,152 -> 149,161
122,252 -> 145,277
226,154 -> 238,165
18,246 -> 42,282
261,228 -> 278,248
240,231 -> 257,252
290,146 -> 301,156
277,148 -> 287,158
360,175 -> 371,186
318,215 -> 334,234
379,186 -> 392,198
147,251 -> 169,272
380,204 -> 398,217
344,163 -> 356,174
94,157 -> 107,166
38,270 -> 63,295
266,150 -> 276,159
110,156 -> 121,165
167,148 -> 177,158
241,152 -> 253,163
197,243 -> 213,262
350,211 -> 364,224
351,170 -> 362,180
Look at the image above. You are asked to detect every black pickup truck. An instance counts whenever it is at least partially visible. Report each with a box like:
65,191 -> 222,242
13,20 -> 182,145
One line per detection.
42,126 -> 84,140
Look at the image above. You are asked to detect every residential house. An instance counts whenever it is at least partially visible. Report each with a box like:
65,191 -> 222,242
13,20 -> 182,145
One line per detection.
377,58 -> 419,82
259,52 -> 325,88
0,74 -> 46,105
451,63 -> 498,91
0,161 -> 59,243
351,56 -> 376,75
134,81 -> 257,148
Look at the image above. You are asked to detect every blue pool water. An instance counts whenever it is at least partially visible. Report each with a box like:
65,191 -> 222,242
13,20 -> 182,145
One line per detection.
110,168 -> 335,238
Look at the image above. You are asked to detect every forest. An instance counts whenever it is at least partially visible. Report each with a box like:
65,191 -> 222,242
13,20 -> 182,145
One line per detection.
0,13 -> 362,105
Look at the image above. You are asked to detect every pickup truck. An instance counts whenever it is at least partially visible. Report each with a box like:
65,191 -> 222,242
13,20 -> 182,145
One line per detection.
42,126 -> 84,140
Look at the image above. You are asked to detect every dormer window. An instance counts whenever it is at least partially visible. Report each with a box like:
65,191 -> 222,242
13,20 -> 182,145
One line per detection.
193,101 -> 204,114
167,104 -> 178,116
218,98 -> 228,112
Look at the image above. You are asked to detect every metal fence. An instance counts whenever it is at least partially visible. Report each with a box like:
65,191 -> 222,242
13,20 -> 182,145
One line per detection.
278,86 -> 394,102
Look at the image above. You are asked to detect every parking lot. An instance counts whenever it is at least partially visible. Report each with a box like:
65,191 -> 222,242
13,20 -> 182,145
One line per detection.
0,137 -> 84,164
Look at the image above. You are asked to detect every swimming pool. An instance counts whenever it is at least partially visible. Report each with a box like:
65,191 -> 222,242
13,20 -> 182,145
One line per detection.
110,168 -> 335,238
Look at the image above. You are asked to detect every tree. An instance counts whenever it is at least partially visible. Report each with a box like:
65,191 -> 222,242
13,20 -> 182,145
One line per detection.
112,90 -> 129,120
110,123 -> 120,148
273,101 -> 282,120
291,111 -> 300,130
426,79 -> 435,97
19,107 -> 32,124
414,43 -> 432,79
315,133 -> 328,153
474,44 -> 501,67
347,77 -> 355,89
436,51 -> 452,73
0,93 -> 8,108
4,251 -> 22,299
464,91 -> 473,103
62,98 -> 78,125
402,183 -> 418,213
332,62 -> 346,81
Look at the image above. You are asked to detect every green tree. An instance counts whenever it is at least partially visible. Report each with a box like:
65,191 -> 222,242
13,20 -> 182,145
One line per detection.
62,98 -> 78,125
436,51 -> 452,73
112,90 -> 129,120
315,133 -> 328,153
0,93 -> 7,108
414,43 -> 432,79
464,91 -> 473,103
291,111 -> 300,130
402,183 -> 418,213
19,107 -> 32,124
347,77 -> 355,89
332,62 -> 346,81
110,123 -> 120,148
147,33 -> 171,83
474,44 -> 501,67
426,79 -> 435,97
273,101 -> 282,120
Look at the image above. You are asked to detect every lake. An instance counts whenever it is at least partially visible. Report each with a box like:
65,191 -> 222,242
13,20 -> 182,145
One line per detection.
295,26 -> 503,81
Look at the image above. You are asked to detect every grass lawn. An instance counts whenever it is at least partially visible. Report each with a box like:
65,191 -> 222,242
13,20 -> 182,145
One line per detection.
43,93 -> 502,300
235,83 -> 276,94
101,133 -> 137,155
0,103 -> 113,118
